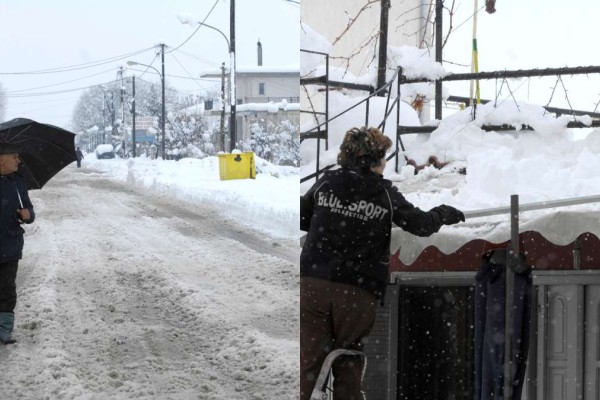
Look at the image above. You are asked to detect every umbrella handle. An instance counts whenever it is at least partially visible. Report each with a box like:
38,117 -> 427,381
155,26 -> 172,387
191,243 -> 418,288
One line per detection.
16,187 -> 23,209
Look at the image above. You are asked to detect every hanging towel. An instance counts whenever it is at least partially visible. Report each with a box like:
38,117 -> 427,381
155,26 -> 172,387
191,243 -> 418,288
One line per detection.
474,248 -> 532,400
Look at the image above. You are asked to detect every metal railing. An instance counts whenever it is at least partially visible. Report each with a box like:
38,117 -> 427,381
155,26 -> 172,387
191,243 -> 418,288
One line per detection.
301,63 -> 600,185
300,60 -> 403,183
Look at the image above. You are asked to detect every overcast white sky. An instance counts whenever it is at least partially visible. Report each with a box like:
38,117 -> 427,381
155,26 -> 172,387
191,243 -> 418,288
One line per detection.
441,0 -> 600,115
0,0 -> 299,129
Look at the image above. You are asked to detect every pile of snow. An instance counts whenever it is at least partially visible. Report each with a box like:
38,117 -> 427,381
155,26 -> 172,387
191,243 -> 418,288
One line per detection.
300,22 -> 600,257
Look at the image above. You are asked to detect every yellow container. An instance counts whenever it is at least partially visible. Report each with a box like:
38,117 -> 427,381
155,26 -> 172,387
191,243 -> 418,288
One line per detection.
217,152 -> 256,180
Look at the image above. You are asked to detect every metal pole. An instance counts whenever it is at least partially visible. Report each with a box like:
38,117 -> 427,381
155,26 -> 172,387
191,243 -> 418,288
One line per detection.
402,64 -> 600,85
220,62 -> 226,152
504,194 -> 518,400
120,67 -> 126,149
160,43 -> 166,160
376,0 -> 390,93
469,0 -> 481,116
132,76 -> 136,158
463,193 -> 600,219
434,0 -> 443,120
102,90 -> 106,144
229,0 -> 237,152
325,54 -> 329,151
395,67 -> 401,173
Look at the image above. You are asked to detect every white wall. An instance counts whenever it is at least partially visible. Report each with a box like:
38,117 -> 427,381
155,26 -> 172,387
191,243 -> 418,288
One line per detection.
236,74 -> 299,102
301,0 -> 427,78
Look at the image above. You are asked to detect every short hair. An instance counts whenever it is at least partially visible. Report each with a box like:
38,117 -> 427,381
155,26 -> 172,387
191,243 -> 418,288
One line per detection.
337,126 -> 392,171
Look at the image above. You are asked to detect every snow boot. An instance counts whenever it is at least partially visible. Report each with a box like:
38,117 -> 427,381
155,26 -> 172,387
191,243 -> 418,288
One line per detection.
0,312 -> 16,344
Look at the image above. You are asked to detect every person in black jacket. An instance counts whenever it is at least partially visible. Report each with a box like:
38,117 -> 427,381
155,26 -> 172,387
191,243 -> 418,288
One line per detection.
75,147 -> 84,168
0,144 -> 35,344
300,126 -> 464,400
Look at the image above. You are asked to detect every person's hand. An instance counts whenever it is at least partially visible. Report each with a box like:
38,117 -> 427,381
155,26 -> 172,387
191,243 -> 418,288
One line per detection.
433,204 -> 465,225
17,208 -> 30,222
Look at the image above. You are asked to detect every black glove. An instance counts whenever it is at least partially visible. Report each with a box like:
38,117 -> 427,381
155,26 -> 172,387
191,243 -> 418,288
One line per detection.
432,204 -> 465,225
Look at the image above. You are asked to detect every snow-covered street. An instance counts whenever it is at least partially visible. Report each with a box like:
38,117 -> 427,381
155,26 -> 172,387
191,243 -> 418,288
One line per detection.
0,164 -> 299,400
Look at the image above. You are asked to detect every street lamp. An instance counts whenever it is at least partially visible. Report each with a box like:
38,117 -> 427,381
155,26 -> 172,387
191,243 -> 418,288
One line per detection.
179,16 -> 236,152
126,60 -> 166,159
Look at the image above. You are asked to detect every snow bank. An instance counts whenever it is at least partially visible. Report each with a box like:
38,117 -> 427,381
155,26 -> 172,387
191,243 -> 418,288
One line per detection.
83,155 -> 299,239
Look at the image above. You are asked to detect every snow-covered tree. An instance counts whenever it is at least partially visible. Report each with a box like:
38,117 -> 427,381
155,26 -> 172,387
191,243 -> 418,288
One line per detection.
246,119 -> 300,166
72,77 -> 195,157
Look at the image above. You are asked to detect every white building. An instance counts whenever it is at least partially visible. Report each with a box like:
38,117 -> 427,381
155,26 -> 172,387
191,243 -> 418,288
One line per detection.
200,40 -> 300,144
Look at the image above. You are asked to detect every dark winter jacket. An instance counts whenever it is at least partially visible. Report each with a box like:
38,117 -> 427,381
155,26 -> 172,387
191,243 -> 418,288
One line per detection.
300,168 -> 453,299
0,173 -> 35,263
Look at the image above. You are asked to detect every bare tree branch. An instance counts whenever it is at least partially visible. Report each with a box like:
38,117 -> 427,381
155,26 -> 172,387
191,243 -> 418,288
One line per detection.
329,24 -> 380,77
332,0 -> 380,46
441,0 -> 457,50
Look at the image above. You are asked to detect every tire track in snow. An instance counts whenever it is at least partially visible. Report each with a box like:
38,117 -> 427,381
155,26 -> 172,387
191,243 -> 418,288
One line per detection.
0,165 -> 299,400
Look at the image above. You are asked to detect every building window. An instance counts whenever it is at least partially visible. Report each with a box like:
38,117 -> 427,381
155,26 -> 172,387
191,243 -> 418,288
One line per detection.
259,82 -> 265,95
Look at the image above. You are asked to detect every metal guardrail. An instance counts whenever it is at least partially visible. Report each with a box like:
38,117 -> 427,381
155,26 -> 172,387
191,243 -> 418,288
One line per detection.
464,193 -> 600,219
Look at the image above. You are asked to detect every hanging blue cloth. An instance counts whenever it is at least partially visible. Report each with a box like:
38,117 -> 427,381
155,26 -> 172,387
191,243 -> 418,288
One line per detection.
474,249 -> 532,400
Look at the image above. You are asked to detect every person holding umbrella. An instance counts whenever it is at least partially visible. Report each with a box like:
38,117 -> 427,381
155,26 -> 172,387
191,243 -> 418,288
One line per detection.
300,126 -> 465,399
0,143 -> 35,344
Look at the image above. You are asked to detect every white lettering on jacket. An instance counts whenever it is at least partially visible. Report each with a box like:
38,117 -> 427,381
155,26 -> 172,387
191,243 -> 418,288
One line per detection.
317,192 -> 389,221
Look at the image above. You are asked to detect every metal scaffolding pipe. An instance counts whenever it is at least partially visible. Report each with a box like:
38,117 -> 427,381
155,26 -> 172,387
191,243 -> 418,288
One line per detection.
400,65 -> 600,84
463,194 -> 600,219
447,95 -> 600,118
504,194 -> 519,400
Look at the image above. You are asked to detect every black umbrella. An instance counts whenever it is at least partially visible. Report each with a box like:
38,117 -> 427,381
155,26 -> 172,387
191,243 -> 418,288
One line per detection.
0,118 -> 77,190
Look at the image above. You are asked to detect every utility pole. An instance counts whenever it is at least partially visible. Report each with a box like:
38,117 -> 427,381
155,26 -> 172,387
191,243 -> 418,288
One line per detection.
118,67 -> 126,156
376,0 -> 391,94
160,43 -> 166,160
109,91 -> 117,137
132,76 -> 136,158
229,0 -> 236,151
220,62 -> 226,152
102,87 -> 106,144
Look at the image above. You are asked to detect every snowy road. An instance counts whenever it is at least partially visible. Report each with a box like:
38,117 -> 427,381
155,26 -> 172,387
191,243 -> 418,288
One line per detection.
0,165 -> 299,400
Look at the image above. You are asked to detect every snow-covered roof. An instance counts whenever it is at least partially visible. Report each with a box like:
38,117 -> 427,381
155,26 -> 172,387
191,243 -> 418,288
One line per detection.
390,180 -> 600,267
200,65 -> 300,78
237,101 -> 300,113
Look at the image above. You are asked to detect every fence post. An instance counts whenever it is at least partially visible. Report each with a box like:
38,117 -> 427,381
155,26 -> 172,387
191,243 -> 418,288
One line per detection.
504,194 -> 519,400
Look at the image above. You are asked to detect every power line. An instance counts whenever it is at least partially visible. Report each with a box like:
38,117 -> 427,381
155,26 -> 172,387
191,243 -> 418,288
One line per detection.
169,48 -> 223,69
4,67 -> 118,94
3,80 -> 120,98
167,0 -> 221,53
0,46 -> 155,75
168,52 -> 206,90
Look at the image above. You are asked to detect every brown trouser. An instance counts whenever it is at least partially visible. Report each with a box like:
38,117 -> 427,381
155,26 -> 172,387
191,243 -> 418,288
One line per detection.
300,277 -> 378,400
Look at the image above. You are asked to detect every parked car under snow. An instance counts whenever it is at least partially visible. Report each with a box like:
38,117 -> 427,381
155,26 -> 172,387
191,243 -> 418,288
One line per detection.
95,144 -> 115,159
